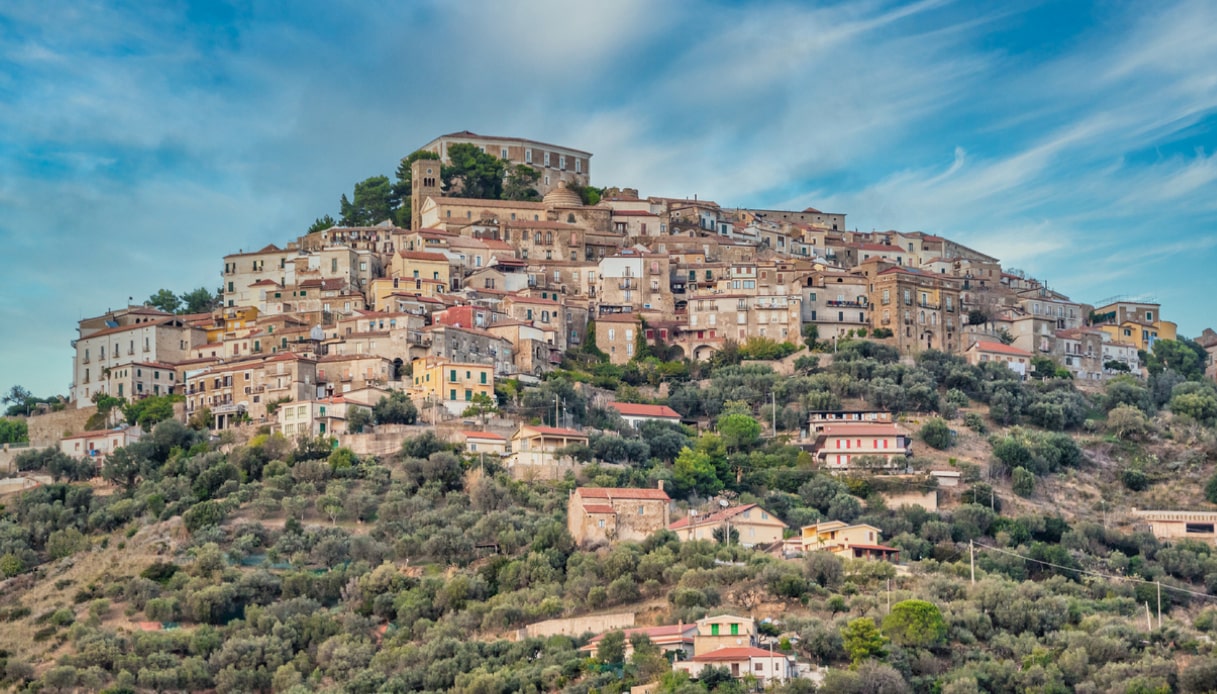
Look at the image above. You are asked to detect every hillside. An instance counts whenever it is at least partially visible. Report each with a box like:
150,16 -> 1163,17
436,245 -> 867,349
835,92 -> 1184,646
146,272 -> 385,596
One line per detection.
2,340 -> 1217,693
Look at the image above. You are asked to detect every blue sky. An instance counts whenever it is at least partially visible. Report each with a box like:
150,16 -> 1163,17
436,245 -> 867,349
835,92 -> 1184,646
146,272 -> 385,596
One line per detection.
2,0 -> 1216,397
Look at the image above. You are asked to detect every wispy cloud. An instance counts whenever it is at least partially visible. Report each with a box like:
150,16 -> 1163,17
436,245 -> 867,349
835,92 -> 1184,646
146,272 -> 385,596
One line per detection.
1,0 -> 1216,395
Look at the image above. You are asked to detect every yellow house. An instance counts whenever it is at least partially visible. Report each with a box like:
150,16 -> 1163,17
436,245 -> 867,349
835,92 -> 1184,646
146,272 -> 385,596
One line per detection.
390,251 -> 454,293
691,614 -> 756,656
1091,300 -> 1177,352
409,356 -> 494,415
800,520 -> 899,561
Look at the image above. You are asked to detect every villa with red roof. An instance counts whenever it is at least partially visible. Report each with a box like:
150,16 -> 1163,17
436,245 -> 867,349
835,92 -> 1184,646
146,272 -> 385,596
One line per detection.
811,421 -> 912,470
668,503 -> 787,548
508,425 -> 590,479
607,401 -> 682,427
965,340 -> 1033,377
567,485 -> 671,547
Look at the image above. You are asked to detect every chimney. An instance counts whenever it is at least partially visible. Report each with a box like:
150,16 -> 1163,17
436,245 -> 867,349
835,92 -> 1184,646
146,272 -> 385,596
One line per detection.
657,480 -> 664,492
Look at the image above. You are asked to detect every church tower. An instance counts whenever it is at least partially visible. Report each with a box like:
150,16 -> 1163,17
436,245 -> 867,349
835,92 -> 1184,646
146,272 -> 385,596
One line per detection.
410,159 -> 442,230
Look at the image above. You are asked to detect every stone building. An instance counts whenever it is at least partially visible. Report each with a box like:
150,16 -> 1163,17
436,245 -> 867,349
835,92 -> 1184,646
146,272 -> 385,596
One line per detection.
567,485 -> 671,547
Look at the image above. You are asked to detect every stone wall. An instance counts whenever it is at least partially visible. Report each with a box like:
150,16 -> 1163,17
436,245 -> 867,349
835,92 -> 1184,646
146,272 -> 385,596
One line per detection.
515,611 -> 635,640
25,407 -> 97,447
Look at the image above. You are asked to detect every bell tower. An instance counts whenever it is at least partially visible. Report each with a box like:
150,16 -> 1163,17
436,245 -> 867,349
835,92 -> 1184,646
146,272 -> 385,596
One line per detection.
410,159 -> 442,230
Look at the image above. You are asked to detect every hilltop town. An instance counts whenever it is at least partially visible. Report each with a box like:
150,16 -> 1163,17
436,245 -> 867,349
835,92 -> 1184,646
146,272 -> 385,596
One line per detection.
3,132 -> 1217,692
61,131 -> 1203,449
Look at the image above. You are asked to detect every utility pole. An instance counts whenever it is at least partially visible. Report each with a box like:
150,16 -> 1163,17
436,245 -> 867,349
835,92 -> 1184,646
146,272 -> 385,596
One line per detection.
1157,581 -> 1162,629
970,540 -> 975,585
554,396 -> 559,427
886,578 -> 891,614
1145,601 -> 1153,631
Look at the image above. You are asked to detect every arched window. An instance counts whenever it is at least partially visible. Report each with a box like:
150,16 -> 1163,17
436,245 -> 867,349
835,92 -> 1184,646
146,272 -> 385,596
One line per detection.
545,232 -> 553,245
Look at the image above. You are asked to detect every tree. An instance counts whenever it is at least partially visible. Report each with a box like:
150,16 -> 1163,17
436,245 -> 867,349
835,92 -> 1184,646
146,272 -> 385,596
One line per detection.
373,391 -> 417,425
146,288 -> 182,313
123,394 -> 182,430
102,446 -> 143,491
346,406 -> 372,433
3,385 -> 33,416
597,630 -> 626,664
673,446 -> 723,497
340,175 -> 393,227
502,164 -> 542,201
442,143 -> 505,199
0,418 -> 28,444
842,617 -> 887,664
882,599 -> 947,648
307,214 -> 337,234
1145,338 -> 1207,380
717,413 -> 761,451
802,324 -> 820,350
461,392 -> 499,425
179,287 -> 221,314
919,418 -> 952,450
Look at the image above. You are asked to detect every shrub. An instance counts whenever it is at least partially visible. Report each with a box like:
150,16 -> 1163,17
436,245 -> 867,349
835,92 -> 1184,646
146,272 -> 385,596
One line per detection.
920,418 -> 953,450
1012,467 -> 1036,497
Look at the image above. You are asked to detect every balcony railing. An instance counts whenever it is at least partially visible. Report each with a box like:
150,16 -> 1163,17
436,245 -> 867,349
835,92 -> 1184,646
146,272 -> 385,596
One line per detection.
918,302 -> 941,310
826,300 -> 866,308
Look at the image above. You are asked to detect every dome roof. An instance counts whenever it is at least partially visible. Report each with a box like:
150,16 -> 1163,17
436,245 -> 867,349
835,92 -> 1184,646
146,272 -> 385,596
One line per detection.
543,181 -> 582,208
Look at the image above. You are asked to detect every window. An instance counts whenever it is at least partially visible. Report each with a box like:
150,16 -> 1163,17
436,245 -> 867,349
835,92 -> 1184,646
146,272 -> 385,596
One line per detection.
450,389 -> 456,400
711,624 -> 720,636
544,152 -> 551,167
480,372 -> 487,384
465,389 -> 472,401
730,623 -> 739,635
500,147 -> 508,159
575,158 -> 582,173
450,369 -> 457,382
525,149 -> 532,163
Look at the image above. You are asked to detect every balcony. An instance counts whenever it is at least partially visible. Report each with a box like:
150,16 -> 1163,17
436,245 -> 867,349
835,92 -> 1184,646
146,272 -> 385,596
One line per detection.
755,302 -> 789,310
826,300 -> 866,308
918,302 -> 941,310
618,280 -> 634,289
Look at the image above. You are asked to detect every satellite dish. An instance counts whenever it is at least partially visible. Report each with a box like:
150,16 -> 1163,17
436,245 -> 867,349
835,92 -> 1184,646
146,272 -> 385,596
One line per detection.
718,499 -> 730,508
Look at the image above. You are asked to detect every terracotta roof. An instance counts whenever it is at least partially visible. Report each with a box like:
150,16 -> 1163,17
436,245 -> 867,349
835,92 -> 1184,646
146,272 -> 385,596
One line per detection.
669,504 -> 786,531
583,624 -> 695,649
608,402 -> 681,419
594,313 -> 641,323
398,251 -> 450,262
462,431 -> 505,440
249,279 -> 281,287
576,486 -> 670,501
582,504 -> 616,514
691,647 -> 785,662
429,196 -> 546,210
971,341 -> 1033,357
297,278 -> 346,290
819,423 -> 902,437
611,210 -> 659,217
504,219 -> 580,230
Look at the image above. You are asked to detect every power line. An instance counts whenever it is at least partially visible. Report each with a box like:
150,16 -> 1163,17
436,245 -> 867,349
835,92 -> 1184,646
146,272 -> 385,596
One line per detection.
973,541 -> 1217,602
